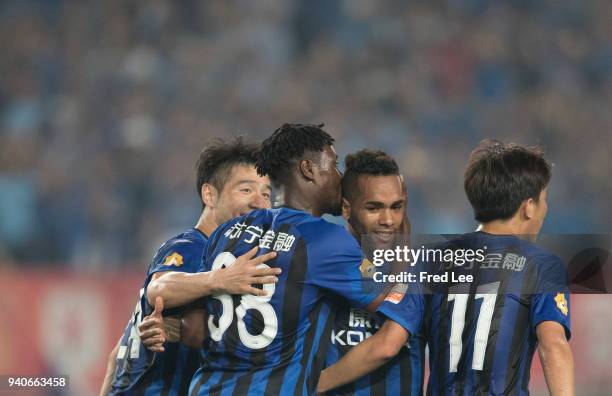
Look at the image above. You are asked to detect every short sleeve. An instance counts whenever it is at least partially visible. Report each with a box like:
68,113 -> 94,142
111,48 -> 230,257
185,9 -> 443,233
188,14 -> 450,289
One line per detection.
148,238 -> 204,277
303,221 -> 380,309
143,234 -> 207,314
376,283 -> 425,336
531,255 -> 571,339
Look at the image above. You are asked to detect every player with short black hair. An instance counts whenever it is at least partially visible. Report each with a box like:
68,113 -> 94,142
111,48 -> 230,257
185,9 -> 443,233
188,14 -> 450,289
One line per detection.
196,137 -> 262,208
464,139 -> 552,224
318,140 -> 574,396
341,149 -> 400,201
256,123 -> 336,185
101,137 -> 279,396
325,148 -> 425,395
256,122 -> 342,217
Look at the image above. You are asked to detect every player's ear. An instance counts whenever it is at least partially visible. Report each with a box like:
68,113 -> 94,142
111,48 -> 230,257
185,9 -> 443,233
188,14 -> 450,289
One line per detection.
299,159 -> 316,182
523,198 -> 536,220
202,183 -> 218,208
341,197 -> 351,220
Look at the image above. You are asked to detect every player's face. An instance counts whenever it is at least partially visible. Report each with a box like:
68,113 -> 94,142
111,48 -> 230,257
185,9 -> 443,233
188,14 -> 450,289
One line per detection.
344,175 -> 407,249
317,145 -> 343,216
214,164 -> 272,225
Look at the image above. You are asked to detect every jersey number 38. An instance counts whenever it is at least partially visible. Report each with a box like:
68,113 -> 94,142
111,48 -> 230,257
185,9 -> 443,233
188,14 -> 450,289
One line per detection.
208,252 -> 278,349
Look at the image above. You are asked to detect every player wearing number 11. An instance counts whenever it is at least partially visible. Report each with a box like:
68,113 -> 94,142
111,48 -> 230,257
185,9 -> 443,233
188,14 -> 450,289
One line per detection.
317,140 -> 574,396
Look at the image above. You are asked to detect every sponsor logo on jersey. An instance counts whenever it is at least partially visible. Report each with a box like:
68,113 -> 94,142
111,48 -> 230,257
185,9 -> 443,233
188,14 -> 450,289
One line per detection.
385,283 -> 408,304
554,293 -> 568,315
163,252 -> 184,266
359,258 -> 376,278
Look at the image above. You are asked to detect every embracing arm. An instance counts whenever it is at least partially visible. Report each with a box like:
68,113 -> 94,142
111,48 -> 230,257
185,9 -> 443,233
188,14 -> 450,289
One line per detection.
147,248 -> 279,308
317,320 -> 408,393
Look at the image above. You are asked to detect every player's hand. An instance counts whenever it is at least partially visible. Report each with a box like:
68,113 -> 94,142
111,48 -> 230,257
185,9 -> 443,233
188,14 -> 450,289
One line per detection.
212,247 -> 280,296
139,296 -> 167,352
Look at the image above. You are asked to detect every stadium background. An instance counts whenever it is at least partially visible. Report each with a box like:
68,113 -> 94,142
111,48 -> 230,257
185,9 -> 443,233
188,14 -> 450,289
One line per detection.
0,1 -> 610,395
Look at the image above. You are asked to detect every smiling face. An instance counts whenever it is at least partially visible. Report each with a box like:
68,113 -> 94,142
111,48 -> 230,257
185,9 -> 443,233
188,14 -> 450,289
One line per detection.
344,174 -> 407,249
212,164 -> 272,225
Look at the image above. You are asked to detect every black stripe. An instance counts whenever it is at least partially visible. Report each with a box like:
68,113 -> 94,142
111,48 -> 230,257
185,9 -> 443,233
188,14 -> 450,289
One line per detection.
264,237 -> 309,395
370,354 -> 388,396
191,368 -> 214,396
433,294 -> 450,396
397,345 -> 412,396
418,335 -> 426,395
230,369 -> 255,396
474,247 -> 518,395
179,349 -> 201,395
160,344 -> 180,396
304,300 -> 336,395
503,259 -> 536,394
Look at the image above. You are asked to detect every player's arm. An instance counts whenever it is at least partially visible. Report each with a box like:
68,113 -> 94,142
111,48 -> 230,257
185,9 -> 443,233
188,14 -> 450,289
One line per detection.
537,321 -> 575,396
317,320 -> 408,393
180,308 -> 207,349
147,247 -> 279,308
532,256 -> 573,395
99,337 -> 121,396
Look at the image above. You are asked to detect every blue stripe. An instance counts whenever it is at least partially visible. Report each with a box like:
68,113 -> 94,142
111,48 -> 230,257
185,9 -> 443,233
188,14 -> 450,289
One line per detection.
246,366 -> 274,395
386,357 -> 401,395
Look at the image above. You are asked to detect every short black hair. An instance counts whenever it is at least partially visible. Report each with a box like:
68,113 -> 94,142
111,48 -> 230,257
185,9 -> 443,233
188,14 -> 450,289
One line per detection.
256,123 -> 335,184
342,149 -> 401,199
196,136 -> 260,207
464,139 -> 552,223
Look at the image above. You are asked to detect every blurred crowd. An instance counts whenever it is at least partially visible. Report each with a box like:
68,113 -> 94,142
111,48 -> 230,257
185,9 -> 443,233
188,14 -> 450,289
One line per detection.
0,0 -> 610,268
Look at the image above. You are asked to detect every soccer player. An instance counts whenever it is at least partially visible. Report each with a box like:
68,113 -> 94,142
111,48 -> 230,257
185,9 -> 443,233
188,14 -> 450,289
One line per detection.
147,123 -> 388,395
317,140 -> 574,396
100,138 -> 280,396
326,149 -> 425,395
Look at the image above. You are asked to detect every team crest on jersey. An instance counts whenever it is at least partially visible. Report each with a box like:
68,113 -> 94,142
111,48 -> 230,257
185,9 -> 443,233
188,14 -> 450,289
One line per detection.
385,283 -> 408,304
554,293 -> 568,316
163,252 -> 184,266
359,258 -> 376,278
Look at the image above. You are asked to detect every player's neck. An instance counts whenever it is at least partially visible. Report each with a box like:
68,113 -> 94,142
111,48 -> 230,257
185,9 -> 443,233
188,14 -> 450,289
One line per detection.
278,185 -> 322,217
480,218 -> 529,237
194,209 -> 216,238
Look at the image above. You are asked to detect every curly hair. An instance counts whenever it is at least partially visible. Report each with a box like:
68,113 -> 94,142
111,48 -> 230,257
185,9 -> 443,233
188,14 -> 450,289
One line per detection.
464,139 -> 552,222
256,123 -> 335,184
342,149 -> 401,199
196,136 -> 260,207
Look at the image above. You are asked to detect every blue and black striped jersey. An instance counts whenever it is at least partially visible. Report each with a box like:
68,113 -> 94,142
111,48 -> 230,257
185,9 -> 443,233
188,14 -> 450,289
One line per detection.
189,208 -> 380,396
380,232 -> 571,396
109,228 -> 207,396
325,302 -> 425,396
